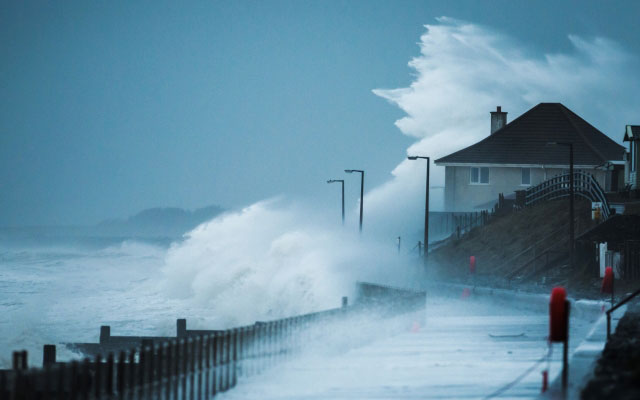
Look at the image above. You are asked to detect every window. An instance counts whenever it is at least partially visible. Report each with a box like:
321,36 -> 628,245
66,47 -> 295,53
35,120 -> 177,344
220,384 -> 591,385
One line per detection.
521,168 -> 531,185
470,167 -> 489,184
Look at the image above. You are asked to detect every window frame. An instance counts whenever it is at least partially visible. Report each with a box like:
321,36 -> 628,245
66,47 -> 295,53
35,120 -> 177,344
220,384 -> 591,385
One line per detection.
521,167 -> 531,186
470,166 -> 490,185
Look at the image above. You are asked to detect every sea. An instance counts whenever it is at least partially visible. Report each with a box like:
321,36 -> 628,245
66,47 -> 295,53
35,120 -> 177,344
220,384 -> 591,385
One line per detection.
0,227 -> 198,368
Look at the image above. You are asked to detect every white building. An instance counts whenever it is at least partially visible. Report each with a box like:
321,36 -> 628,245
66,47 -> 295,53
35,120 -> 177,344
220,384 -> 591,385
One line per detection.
435,103 -> 626,211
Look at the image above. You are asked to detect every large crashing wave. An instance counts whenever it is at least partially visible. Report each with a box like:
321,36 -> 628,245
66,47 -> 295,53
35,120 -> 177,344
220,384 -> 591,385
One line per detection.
161,199 -> 418,327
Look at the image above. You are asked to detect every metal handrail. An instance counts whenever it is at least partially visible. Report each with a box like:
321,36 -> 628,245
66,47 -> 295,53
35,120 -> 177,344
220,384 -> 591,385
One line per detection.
492,224 -> 568,276
525,172 -> 611,219
606,287 -> 640,339
505,244 -> 567,281
495,220 -> 591,279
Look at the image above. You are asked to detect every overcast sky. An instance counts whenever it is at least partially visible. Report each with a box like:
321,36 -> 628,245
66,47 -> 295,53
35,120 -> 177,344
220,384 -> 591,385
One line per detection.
2,1 -> 640,226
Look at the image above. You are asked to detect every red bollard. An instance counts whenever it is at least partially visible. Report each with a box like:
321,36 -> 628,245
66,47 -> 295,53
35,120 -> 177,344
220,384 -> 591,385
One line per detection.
601,266 -> 613,294
601,266 -> 615,307
541,370 -> 548,393
549,287 -> 567,342
549,287 -> 570,391
469,256 -> 476,274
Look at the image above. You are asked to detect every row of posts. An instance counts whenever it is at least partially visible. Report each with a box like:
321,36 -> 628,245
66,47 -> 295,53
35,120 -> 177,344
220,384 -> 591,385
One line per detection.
454,211 -> 490,239
399,211 -> 493,255
1,303 -> 350,400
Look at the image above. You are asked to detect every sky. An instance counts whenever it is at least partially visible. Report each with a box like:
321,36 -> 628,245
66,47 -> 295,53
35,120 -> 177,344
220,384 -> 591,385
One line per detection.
2,0 -> 640,226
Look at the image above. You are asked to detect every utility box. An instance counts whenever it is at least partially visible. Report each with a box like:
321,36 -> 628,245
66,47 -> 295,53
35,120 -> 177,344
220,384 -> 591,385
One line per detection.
592,202 -> 602,221
599,242 -> 621,278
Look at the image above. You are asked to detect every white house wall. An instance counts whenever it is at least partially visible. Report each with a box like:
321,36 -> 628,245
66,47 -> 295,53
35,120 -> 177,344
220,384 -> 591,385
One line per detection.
443,166 -> 607,211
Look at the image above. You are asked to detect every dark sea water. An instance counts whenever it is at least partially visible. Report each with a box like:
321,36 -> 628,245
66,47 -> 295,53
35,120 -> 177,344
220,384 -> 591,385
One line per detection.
0,227 -> 201,368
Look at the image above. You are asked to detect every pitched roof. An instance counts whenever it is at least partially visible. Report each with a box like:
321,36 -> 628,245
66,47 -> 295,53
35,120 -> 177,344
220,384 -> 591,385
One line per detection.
435,103 -> 625,166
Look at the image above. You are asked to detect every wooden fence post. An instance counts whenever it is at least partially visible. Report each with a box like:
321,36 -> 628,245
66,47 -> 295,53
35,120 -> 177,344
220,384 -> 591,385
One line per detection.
147,344 -> 155,400
94,354 -> 102,399
189,338 -> 195,400
100,326 -> 111,344
117,351 -> 125,399
43,345 -> 56,367
165,342 -> 173,400
80,358 -> 90,400
155,344 -> 163,400
70,360 -> 78,400
197,336 -> 204,400
57,361 -> 66,400
181,339 -> 188,400
106,353 -> 114,399
138,347 -> 146,400
177,319 -> 187,338
127,350 -> 135,400
43,363 -> 52,400
232,329 -> 238,387
204,336 -> 210,400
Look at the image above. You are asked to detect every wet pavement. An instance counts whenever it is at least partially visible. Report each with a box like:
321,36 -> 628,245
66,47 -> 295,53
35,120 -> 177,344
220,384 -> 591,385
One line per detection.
219,296 -> 611,400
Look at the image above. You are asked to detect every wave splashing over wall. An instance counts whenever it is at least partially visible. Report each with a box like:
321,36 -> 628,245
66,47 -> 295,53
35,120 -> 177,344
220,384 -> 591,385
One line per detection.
162,199 -> 416,328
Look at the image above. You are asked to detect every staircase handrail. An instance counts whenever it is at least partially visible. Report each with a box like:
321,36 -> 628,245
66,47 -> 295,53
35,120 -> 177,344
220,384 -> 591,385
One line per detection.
492,223 -> 569,275
495,220 -> 591,279
525,172 -> 611,219
505,241 -> 567,281
606,287 -> 640,339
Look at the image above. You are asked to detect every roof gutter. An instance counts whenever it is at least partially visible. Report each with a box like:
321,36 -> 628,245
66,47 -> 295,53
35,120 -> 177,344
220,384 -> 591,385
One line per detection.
434,162 -> 600,169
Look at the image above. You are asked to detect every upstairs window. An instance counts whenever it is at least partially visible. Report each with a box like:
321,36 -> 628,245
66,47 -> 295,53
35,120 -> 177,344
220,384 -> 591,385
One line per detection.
470,167 -> 489,184
521,168 -> 531,185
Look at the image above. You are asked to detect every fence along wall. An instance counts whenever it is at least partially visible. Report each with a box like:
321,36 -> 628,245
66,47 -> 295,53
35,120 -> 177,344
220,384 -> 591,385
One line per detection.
428,211 -> 492,241
1,282 -> 426,400
65,319 -> 224,359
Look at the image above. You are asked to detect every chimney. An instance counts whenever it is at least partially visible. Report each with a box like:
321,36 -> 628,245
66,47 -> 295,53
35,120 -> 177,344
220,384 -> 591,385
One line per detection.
490,106 -> 507,135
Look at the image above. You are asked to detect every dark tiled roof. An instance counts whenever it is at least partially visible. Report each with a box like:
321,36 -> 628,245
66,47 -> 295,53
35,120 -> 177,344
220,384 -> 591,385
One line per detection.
435,103 -> 625,166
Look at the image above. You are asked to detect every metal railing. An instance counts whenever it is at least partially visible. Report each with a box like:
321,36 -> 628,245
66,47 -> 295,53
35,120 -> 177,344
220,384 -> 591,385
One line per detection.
492,224 -> 569,277
427,211 -> 492,241
505,246 -> 567,283
0,282 -> 426,399
525,171 -> 611,219
606,287 -> 640,339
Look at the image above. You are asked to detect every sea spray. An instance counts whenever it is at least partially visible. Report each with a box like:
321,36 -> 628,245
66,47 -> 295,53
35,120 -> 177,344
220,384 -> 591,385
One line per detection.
161,199 -> 422,328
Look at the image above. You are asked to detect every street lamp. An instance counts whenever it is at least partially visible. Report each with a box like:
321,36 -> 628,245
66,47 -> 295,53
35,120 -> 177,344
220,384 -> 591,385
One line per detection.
345,169 -> 364,233
547,141 -> 574,270
408,156 -> 430,265
327,179 -> 345,225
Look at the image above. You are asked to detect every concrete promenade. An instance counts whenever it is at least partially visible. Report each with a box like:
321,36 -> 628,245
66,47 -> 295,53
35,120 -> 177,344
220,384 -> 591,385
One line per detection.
219,293 -> 612,400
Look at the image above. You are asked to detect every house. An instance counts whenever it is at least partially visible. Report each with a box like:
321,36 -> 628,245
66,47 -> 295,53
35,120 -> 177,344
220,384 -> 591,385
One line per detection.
434,103 -> 626,211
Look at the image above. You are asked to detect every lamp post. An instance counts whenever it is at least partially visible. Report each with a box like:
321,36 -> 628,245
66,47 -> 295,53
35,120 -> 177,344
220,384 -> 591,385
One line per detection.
408,156 -> 430,265
327,179 -> 345,225
547,142 -> 574,270
345,169 -> 364,233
